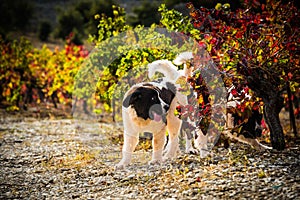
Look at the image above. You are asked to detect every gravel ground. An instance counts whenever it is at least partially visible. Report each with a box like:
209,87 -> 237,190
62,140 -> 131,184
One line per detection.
0,112 -> 299,199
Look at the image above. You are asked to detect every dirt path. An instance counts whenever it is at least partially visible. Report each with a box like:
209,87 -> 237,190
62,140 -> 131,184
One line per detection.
0,114 -> 299,199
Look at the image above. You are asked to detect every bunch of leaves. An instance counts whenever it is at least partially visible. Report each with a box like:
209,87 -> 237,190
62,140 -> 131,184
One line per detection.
159,1 -> 299,149
73,6 -> 193,116
159,4 -> 201,39
186,1 -> 299,99
28,36 -> 88,107
26,45 -> 55,104
189,1 -> 299,150
0,34 -> 88,110
166,4 -> 251,102
0,36 -> 34,110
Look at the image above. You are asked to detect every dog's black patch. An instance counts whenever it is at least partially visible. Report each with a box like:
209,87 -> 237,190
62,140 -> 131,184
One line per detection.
123,82 -> 177,123
160,82 -> 176,108
123,86 -> 166,122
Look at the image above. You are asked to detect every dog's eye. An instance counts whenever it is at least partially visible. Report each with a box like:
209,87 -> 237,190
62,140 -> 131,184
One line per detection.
151,96 -> 156,101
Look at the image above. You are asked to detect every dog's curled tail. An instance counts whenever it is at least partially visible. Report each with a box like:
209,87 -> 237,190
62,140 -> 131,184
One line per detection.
173,52 -> 193,65
148,60 -> 180,81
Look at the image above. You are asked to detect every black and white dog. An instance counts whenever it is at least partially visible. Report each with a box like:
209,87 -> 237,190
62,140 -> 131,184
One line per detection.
116,52 -> 270,169
116,60 -> 188,168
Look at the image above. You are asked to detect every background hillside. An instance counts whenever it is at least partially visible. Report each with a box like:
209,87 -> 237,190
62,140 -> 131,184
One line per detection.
1,0 -> 251,48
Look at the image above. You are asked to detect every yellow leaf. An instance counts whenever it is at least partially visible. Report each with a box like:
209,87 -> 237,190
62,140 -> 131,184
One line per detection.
198,95 -> 204,104
215,3 -> 222,10
8,82 -> 13,88
258,169 -> 267,178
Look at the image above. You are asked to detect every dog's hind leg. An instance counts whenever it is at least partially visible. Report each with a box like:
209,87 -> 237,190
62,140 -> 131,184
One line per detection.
185,133 -> 198,154
194,130 -> 209,158
164,111 -> 181,159
182,124 -> 198,154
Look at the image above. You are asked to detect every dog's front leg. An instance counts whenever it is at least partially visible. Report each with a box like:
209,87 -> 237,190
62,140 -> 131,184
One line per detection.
116,133 -> 138,169
149,127 -> 166,164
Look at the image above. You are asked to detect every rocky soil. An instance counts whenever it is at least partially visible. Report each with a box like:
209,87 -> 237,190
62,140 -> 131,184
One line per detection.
0,111 -> 299,199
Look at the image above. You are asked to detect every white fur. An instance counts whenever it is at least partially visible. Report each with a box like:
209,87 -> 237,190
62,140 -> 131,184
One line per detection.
148,60 -> 181,81
173,52 -> 193,65
173,52 -> 194,77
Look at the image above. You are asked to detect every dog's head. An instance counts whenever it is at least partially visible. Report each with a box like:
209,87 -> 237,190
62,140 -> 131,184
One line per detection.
123,83 -> 176,123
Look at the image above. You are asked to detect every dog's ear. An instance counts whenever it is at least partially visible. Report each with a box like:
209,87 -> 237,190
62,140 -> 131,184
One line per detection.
122,91 -> 141,108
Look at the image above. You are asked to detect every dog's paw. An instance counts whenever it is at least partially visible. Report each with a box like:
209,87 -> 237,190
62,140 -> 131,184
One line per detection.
162,156 -> 170,162
163,155 -> 178,162
115,160 -> 130,170
185,147 -> 199,155
163,150 -> 178,160
163,143 -> 180,158
115,163 -> 127,170
199,148 -> 209,158
115,164 -> 125,170
148,158 -> 163,165
163,152 -> 173,159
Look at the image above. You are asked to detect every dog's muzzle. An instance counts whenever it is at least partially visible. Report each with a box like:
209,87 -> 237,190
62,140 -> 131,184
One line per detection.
149,104 -> 168,123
